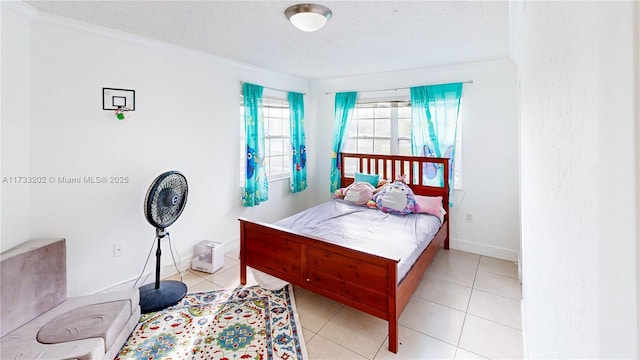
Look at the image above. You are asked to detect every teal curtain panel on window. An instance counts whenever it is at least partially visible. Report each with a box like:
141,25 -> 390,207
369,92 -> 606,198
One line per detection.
410,83 -> 462,204
330,92 -> 358,193
243,82 -> 269,207
288,91 -> 307,193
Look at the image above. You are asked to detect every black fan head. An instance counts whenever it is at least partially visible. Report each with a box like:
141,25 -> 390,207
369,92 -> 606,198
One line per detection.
144,171 -> 188,229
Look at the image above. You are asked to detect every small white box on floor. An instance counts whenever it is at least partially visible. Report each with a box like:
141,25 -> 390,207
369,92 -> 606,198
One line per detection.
191,241 -> 224,273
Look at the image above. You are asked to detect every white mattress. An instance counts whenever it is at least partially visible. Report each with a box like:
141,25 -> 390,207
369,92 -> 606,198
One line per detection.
275,199 -> 442,283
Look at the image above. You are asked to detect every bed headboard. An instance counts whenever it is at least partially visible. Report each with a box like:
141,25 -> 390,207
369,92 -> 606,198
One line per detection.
340,152 -> 450,210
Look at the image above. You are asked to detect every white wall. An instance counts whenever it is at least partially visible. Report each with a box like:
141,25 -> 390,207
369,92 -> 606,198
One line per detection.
309,60 -> 520,260
637,4 -> 640,356
1,2 -> 36,248
1,3 -> 313,296
512,1 -> 638,358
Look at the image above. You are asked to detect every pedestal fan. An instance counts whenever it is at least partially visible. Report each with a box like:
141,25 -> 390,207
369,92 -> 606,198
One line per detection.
139,170 -> 188,314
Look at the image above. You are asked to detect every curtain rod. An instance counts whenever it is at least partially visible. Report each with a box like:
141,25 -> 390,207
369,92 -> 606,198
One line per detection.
241,82 -> 306,95
323,80 -> 473,95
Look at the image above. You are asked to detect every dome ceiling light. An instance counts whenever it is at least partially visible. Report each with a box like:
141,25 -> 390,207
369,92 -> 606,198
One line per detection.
284,3 -> 332,32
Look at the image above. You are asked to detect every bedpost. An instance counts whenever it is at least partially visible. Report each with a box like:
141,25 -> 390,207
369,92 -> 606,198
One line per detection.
388,261 -> 399,353
239,220 -> 247,285
340,152 -> 345,186
443,157 -> 450,250
389,318 -> 399,353
445,219 -> 450,250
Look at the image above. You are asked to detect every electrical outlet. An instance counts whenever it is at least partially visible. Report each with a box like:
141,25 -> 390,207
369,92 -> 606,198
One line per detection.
465,212 -> 473,223
114,242 -> 123,257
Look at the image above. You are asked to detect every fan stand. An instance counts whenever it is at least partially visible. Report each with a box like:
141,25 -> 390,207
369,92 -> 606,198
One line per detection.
139,228 -> 187,313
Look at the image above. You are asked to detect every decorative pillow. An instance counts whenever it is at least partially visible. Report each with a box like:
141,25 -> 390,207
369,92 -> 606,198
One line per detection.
415,195 -> 446,222
354,172 -> 380,188
373,179 -> 417,215
342,181 -> 375,205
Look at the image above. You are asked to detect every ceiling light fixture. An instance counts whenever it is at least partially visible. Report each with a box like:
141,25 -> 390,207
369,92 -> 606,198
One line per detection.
285,3 -> 332,32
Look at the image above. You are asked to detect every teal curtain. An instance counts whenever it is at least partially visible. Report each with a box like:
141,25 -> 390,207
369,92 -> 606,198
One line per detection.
288,91 -> 307,193
242,83 -> 268,206
330,92 -> 357,192
410,83 -> 462,202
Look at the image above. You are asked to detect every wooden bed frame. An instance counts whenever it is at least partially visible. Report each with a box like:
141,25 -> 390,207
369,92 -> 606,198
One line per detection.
239,153 -> 450,353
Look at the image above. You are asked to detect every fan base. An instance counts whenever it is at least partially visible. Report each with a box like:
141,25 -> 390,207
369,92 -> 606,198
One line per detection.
139,280 -> 187,313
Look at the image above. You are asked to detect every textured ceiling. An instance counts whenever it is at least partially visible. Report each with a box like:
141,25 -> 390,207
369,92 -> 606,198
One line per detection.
25,0 -> 509,79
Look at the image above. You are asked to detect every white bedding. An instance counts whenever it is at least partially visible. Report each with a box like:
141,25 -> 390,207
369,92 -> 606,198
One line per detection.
274,199 -> 442,283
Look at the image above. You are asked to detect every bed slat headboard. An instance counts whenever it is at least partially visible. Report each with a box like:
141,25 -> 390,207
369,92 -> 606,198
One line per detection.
340,152 -> 450,209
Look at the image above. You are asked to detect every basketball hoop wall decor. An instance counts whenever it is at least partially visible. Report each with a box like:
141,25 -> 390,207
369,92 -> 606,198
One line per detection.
103,87 -> 135,120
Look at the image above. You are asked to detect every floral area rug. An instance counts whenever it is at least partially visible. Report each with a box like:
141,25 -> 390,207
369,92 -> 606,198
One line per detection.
116,285 -> 307,359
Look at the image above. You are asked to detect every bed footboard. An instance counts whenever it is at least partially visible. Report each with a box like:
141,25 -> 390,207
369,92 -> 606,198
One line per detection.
239,217 -> 447,354
240,218 -> 398,319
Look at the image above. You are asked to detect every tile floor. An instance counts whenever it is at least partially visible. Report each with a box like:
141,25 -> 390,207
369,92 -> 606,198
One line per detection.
167,248 -> 523,360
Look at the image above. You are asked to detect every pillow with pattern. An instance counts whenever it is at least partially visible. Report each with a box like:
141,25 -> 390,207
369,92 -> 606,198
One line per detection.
373,179 -> 417,215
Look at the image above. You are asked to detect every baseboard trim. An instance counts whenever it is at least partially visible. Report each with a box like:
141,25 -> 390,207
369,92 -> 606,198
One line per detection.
521,298 -> 528,359
450,237 -> 518,262
97,237 -> 240,294
225,237 -> 240,252
95,271 -> 152,294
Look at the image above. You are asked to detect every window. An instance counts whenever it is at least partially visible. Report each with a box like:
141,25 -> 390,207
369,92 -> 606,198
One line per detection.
344,98 -> 463,188
240,96 -> 291,183
344,100 -> 411,156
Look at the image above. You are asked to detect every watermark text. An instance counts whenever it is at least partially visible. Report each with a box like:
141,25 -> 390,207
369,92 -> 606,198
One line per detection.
2,176 -> 130,184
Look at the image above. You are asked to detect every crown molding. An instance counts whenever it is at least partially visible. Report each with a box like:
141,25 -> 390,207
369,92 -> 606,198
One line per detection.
1,1 -> 38,23
2,0 -> 308,88
30,7 -> 307,83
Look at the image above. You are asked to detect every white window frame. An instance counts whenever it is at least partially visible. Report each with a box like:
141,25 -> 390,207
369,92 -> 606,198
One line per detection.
346,100 -> 411,156
345,97 -> 463,189
240,95 -> 291,186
